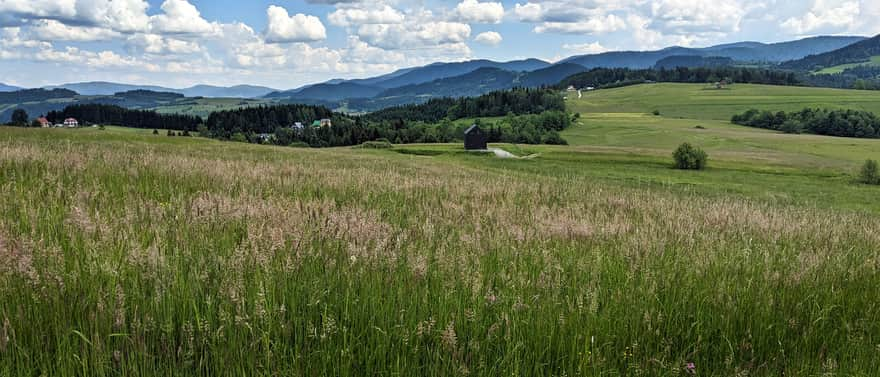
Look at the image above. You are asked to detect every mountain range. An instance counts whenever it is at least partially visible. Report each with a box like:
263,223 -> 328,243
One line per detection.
561,36 -> 865,69
43,82 -> 279,98
781,34 -> 880,70
0,83 -> 23,92
2,34 -> 875,121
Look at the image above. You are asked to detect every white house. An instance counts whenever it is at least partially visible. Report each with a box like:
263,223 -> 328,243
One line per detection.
63,118 -> 79,128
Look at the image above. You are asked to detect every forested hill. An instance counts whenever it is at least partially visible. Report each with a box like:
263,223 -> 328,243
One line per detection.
367,88 -> 566,123
0,89 -> 78,104
557,67 -> 801,90
781,34 -> 880,71
202,88 -> 570,147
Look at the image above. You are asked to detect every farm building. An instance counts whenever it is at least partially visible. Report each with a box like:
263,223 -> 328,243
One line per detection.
36,117 -> 50,128
63,118 -> 78,128
320,119 -> 332,127
464,124 -> 487,150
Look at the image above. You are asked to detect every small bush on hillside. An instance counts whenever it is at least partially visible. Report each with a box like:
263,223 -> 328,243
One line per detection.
860,160 -> 880,185
694,125 -> 706,130
358,140 -> 393,149
652,110 -> 661,116
673,143 -> 708,170
153,129 -> 159,135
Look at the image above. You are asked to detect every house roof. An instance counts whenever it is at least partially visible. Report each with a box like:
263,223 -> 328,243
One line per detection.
65,118 -> 77,122
464,124 -> 481,134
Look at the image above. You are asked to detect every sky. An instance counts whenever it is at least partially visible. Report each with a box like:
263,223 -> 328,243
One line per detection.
0,0 -> 879,90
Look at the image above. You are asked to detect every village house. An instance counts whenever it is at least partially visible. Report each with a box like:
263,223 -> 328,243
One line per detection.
320,118 -> 332,127
292,122 -> 304,130
37,117 -> 50,128
63,118 -> 78,128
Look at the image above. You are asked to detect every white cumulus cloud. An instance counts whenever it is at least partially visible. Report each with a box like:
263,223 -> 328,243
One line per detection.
454,0 -> 504,24
474,31 -> 502,46
264,5 -> 326,43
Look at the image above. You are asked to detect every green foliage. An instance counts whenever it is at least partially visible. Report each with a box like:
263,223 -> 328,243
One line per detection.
230,132 -> 247,143
153,129 -> 159,135
652,110 -> 661,116
357,140 -> 394,149
559,67 -> 800,91
206,88 -> 570,147
10,109 -> 28,126
860,160 -> 880,185
48,104 -> 201,131
673,142 -> 708,170
732,108 -> 880,138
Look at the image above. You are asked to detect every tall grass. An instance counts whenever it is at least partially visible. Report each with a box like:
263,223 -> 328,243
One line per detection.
2,129 -> 880,375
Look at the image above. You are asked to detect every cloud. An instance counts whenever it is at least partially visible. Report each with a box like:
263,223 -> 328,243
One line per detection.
454,0 -> 504,24
781,0 -> 860,35
474,31 -> 502,46
264,5 -> 326,43
534,15 -> 627,34
149,0 -> 215,34
28,20 -> 120,41
562,41 -> 608,54
649,0 -> 748,35
127,34 -> 202,55
328,5 -> 405,27
0,0 -> 150,33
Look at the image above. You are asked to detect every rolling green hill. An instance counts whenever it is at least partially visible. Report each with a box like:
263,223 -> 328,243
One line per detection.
561,83 -> 880,169
813,55 -> 880,74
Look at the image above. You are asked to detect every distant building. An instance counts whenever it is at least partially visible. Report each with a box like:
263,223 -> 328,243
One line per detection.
63,118 -> 78,128
320,118 -> 332,127
464,124 -> 487,150
566,85 -> 577,92
37,117 -> 50,128
585,86 -> 595,91
257,133 -> 274,143
311,120 -> 322,128
292,122 -> 304,130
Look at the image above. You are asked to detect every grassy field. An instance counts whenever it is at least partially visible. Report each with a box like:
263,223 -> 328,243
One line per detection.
3,84 -> 880,376
813,56 -> 880,74
151,98 -> 275,118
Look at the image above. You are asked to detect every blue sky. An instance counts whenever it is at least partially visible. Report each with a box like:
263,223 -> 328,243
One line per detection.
0,0 -> 878,90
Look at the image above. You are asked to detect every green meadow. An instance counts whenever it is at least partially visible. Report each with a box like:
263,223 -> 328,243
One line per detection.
2,83 -> 880,376
813,56 -> 880,74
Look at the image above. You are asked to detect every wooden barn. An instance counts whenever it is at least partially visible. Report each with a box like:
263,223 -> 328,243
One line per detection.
464,124 -> 487,150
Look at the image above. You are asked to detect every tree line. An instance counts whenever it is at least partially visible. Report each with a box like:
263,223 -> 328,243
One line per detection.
365,88 -> 567,123
558,67 -> 802,90
45,104 -> 202,131
731,108 -> 880,138
199,89 -> 572,147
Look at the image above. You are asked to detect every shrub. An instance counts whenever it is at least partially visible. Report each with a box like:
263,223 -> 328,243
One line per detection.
153,129 -> 159,135
358,140 -> 393,149
673,143 -> 708,170
652,110 -> 661,116
860,159 -> 880,185
694,125 -> 706,130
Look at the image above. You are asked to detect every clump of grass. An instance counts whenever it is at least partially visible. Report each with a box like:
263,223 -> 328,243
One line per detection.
673,142 -> 708,170
357,140 -> 393,149
859,159 -> 880,185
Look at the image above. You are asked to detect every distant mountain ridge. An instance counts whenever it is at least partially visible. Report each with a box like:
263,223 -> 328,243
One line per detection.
44,81 -> 278,98
0,83 -> 23,92
780,35 -> 880,70
562,36 -> 865,69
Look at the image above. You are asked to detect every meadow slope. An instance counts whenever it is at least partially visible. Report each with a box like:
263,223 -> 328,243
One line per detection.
2,125 -> 880,375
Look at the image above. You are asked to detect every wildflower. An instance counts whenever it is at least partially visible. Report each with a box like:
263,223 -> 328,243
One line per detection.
686,362 -> 696,375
